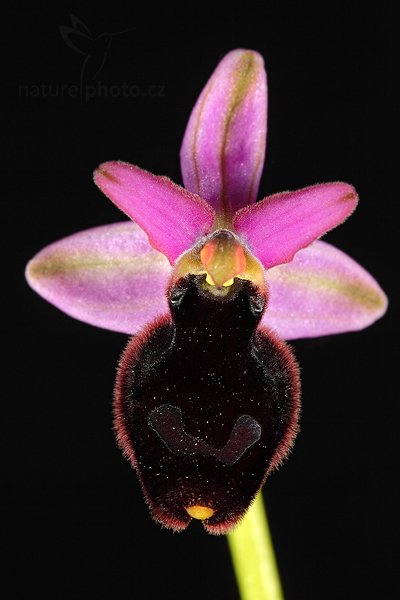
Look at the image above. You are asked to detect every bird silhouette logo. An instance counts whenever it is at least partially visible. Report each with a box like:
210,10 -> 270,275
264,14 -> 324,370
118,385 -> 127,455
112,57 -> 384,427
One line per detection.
59,15 -> 134,99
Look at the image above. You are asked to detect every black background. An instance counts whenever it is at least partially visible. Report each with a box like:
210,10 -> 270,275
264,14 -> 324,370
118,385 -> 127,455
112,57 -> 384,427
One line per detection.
6,5 -> 398,599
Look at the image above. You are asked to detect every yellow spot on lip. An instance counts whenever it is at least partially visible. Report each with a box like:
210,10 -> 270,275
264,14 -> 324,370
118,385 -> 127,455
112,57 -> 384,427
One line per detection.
185,505 -> 214,520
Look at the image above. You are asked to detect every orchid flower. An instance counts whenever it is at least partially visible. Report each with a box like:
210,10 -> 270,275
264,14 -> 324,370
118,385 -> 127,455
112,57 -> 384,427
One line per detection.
26,49 -> 387,536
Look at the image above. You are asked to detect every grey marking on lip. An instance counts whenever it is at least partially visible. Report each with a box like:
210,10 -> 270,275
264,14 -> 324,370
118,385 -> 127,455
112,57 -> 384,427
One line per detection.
148,404 -> 261,466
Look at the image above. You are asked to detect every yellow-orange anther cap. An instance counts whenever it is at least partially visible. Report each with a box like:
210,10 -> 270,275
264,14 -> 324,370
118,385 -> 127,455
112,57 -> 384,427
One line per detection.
200,232 -> 247,286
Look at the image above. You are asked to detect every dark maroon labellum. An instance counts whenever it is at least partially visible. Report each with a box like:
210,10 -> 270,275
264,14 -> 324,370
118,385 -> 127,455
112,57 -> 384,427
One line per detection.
114,275 -> 301,534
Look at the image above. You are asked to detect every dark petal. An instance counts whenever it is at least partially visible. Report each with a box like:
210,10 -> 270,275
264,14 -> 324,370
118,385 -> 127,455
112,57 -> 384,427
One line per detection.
114,276 -> 301,533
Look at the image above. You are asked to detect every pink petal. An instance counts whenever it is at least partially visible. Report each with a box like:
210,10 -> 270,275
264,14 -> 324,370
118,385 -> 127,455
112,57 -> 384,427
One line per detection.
233,182 -> 358,269
262,240 -> 387,340
180,49 -> 267,215
25,222 -> 171,334
94,161 -> 215,264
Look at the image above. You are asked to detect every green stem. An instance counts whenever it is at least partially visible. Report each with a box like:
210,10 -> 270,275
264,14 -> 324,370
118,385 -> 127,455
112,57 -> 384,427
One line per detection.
227,493 -> 284,600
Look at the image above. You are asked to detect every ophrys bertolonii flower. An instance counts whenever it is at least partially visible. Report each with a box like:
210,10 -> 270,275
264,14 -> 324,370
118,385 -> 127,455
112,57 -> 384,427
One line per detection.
26,49 -> 387,533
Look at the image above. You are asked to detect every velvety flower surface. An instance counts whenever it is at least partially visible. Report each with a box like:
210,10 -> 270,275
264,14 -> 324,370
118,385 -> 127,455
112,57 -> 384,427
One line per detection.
26,49 -> 387,533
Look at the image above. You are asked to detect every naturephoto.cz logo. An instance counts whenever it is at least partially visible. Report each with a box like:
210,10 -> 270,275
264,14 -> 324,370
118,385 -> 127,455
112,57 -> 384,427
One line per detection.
19,15 -> 166,102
